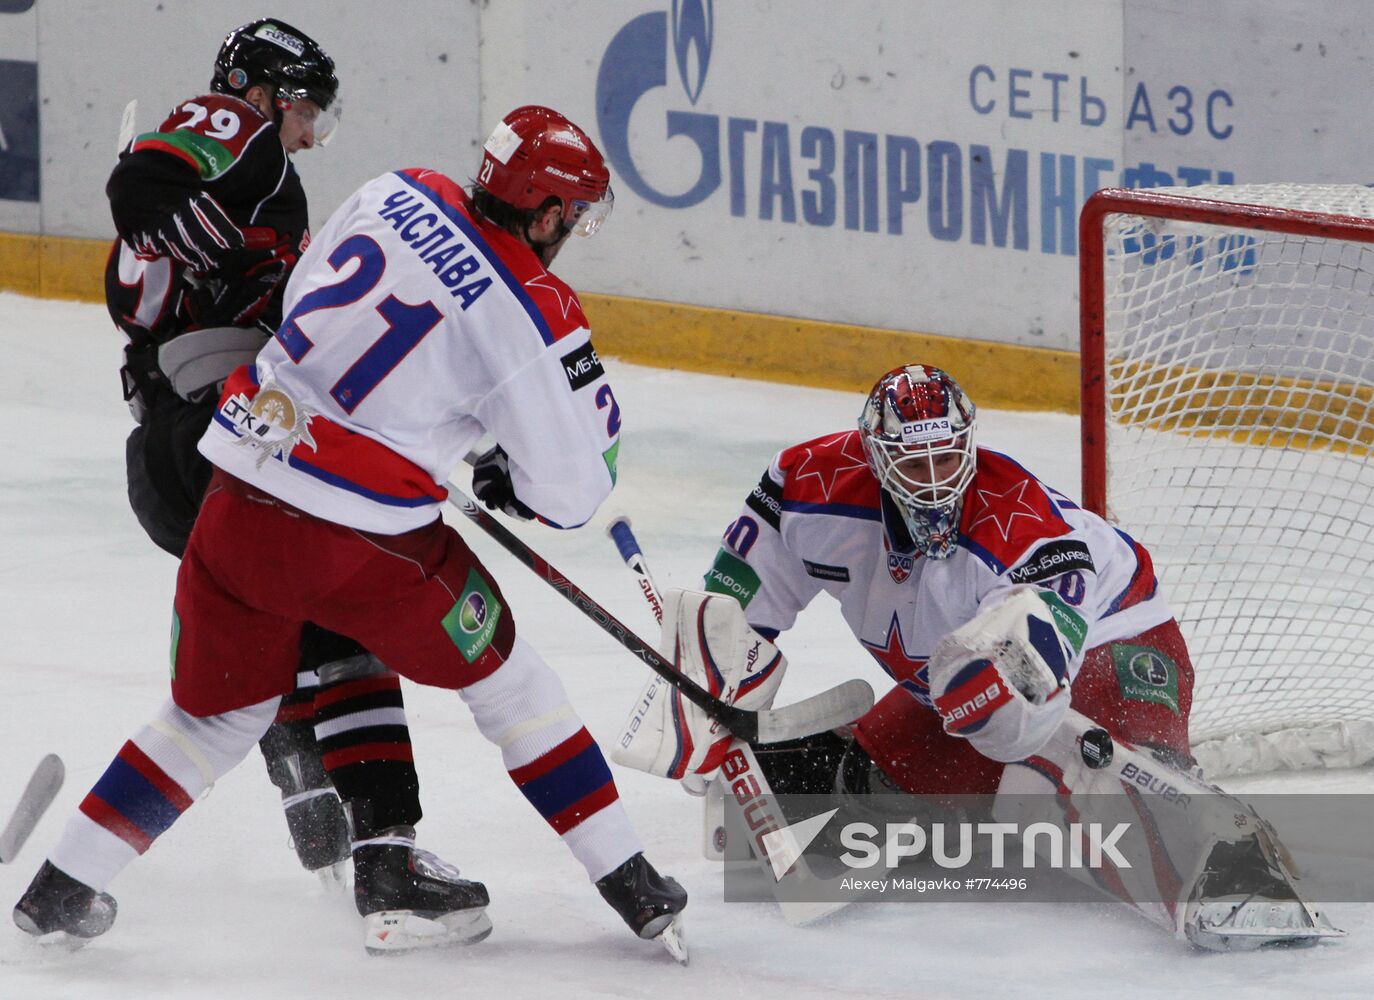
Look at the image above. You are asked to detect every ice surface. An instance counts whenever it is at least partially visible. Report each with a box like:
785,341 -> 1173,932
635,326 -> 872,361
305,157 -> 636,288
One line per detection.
1,293 -> 1370,999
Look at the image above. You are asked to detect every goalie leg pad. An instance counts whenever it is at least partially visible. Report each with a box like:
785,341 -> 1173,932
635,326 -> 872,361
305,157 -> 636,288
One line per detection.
998,709 -> 1344,950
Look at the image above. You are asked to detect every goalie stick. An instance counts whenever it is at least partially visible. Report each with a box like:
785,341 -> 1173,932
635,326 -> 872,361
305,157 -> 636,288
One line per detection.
445,484 -> 873,744
605,515 -> 843,926
0,754 -> 64,865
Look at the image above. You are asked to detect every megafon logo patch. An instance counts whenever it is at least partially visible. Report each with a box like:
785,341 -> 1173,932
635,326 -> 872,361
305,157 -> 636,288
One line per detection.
459,591 -> 488,633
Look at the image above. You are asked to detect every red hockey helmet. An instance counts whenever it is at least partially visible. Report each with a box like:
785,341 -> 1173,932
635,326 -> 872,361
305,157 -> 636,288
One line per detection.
476,105 -> 613,236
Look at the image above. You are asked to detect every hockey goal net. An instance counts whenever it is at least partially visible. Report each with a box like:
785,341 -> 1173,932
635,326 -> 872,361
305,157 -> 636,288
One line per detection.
1080,184 -> 1374,778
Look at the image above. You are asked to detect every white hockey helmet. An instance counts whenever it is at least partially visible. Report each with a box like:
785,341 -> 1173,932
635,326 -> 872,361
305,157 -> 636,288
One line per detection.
858,364 -> 977,559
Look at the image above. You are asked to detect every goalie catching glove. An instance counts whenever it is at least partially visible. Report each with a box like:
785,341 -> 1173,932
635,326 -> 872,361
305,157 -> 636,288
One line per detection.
929,588 -> 1085,762
614,590 -> 787,780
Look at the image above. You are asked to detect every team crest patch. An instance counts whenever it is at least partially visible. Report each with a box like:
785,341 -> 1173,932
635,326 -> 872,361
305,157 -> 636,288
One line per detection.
221,380 -> 317,468
442,570 -> 503,663
1111,644 -> 1180,714
887,550 -> 914,583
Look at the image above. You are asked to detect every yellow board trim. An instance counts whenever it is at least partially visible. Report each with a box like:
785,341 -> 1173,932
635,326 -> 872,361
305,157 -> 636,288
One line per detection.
581,293 -> 1081,412
0,228 -> 1082,412
0,232 -> 111,303
1110,360 -> 1374,455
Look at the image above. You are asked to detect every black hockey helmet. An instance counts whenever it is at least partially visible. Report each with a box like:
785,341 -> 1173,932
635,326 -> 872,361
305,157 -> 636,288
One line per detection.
211,19 -> 338,112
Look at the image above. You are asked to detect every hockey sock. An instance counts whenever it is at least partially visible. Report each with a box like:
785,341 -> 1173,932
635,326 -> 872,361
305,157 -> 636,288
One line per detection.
459,638 -> 641,881
309,629 -> 421,836
48,696 -> 279,891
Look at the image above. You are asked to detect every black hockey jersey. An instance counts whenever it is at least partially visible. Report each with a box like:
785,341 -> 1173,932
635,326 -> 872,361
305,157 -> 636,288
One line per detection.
104,93 -> 308,347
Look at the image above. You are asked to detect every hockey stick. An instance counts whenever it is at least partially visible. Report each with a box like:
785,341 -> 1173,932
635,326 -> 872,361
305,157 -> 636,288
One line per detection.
607,515 -> 752,858
0,754 -> 64,864
606,515 -> 844,925
445,484 -> 873,744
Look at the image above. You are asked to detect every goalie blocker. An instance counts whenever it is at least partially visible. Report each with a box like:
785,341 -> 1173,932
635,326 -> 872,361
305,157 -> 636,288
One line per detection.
615,590 -> 789,781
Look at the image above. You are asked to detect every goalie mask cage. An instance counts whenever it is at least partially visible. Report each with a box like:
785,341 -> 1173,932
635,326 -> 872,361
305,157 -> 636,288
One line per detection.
1080,184 -> 1374,779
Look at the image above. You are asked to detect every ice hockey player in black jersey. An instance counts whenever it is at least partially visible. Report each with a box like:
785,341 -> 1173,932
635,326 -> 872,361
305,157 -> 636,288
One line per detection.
26,18 -> 479,952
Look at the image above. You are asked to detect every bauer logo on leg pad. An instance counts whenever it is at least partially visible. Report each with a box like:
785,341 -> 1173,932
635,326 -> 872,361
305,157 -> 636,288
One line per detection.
442,570 -> 503,663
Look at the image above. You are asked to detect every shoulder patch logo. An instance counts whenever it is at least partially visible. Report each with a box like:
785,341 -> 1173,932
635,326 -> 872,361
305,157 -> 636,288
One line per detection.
561,341 -> 604,390
1009,539 -> 1095,584
745,471 -> 783,530
705,548 -> 761,607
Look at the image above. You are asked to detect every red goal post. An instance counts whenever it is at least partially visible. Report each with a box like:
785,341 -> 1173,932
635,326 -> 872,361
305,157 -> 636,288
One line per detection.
1078,185 -> 1374,778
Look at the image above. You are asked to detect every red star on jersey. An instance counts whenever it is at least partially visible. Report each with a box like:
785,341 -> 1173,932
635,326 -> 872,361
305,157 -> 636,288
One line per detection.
860,612 -> 930,699
790,432 -> 871,501
965,478 -> 1044,542
525,273 -> 579,321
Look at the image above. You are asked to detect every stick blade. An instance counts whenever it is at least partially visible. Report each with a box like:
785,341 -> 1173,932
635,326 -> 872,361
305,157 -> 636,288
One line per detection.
0,754 -> 64,864
755,679 -> 875,743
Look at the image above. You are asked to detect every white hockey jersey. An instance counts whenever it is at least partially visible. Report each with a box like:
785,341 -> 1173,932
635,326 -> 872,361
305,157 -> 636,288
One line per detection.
705,431 -> 1175,707
199,168 -> 621,534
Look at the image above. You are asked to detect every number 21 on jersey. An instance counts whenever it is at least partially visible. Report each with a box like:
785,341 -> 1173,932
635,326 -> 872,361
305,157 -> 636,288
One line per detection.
275,234 -> 442,414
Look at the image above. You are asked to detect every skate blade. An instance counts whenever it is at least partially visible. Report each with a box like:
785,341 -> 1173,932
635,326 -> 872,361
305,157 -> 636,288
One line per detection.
313,859 -> 350,893
363,908 -> 493,955
13,913 -> 98,952
646,914 -> 688,965
1187,900 -> 1346,952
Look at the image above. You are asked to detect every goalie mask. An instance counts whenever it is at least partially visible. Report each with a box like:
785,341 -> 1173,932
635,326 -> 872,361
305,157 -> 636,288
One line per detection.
858,364 -> 977,560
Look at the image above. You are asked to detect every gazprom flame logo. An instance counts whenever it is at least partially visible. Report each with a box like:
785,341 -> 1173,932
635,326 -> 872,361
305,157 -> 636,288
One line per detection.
672,0 -> 712,103
459,591 -> 488,634
597,1 -> 719,208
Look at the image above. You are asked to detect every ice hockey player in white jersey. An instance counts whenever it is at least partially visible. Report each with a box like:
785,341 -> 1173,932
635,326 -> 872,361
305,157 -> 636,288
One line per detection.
618,363 -> 1339,950
14,105 -> 686,959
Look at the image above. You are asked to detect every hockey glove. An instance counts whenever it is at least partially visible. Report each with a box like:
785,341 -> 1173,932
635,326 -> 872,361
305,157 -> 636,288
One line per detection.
613,589 -> 788,781
928,588 -> 1080,762
129,191 -> 245,272
184,229 -> 298,329
472,445 -> 536,521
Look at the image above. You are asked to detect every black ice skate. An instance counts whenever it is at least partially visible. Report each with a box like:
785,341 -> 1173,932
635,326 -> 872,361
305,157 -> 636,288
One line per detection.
283,790 -> 351,888
12,861 -> 117,948
352,827 -> 491,954
595,852 -> 688,963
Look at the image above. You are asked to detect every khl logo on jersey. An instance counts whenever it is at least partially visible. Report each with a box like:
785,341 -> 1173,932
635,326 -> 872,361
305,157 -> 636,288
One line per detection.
887,550 -> 914,583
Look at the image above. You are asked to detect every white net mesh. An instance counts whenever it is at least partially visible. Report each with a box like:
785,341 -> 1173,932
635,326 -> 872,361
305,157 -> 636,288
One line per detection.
1095,183 -> 1374,777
